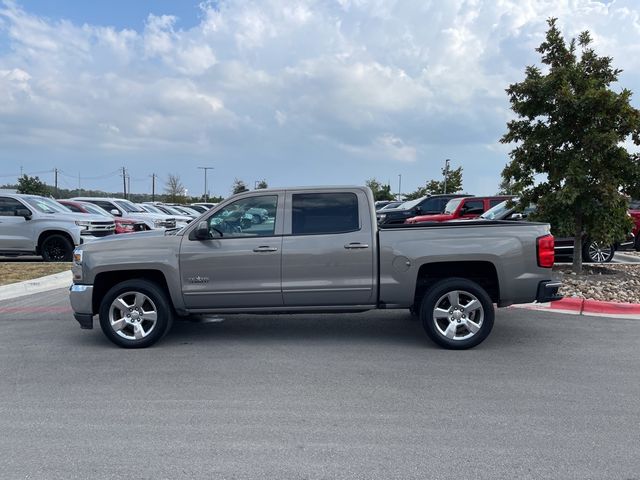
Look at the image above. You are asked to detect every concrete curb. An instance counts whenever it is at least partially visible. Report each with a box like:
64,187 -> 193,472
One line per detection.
0,270 -> 72,302
511,297 -> 640,320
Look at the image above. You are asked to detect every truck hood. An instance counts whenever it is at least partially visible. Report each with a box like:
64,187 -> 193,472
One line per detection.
407,214 -> 453,223
79,228 -> 167,249
55,212 -> 114,223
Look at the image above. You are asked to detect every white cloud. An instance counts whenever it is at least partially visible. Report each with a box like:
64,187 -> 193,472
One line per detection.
1,0 -> 639,195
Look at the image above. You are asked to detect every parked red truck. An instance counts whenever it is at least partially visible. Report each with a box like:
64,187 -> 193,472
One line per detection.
406,196 -> 513,224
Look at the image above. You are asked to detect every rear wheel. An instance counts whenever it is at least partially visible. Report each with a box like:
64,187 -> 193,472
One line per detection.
99,279 -> 173,348
420,278 -> 494,349
582,241 -> 614,263
40,234 -> 73,262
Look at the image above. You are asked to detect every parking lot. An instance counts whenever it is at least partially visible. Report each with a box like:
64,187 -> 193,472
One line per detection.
1,288 -> 639,479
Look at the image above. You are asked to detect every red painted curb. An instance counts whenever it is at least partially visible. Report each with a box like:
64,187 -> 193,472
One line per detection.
582,299 -> 640,316
512,297 -> 640,319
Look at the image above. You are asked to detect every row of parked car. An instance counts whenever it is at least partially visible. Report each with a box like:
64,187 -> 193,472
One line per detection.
375,194 -> 640,263
0,192 -> 218,261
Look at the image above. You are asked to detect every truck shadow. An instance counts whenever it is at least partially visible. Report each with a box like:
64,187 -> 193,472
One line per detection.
164,311 -> 433,349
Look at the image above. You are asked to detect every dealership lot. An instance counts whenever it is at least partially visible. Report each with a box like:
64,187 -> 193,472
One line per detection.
1,288 -> 639,479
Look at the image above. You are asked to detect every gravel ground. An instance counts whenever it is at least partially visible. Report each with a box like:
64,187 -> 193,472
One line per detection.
555,263 -> 640,303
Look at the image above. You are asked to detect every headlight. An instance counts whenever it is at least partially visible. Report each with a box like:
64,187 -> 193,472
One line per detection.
377,214 -> 386,221
153,220 -> 163,228
120,223 -> 135,231
75,221 -> 90,230
73,248 -> 83,265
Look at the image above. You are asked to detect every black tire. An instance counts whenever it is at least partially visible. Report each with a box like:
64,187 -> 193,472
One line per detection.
99,279 -> 173,348
582,241 -> 614,263
635,236 -> 640,252
420,277 -> 494,350
40,234 -> 73,262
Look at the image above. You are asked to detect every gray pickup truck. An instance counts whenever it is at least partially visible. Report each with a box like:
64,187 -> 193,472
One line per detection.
70,186 -> 561,349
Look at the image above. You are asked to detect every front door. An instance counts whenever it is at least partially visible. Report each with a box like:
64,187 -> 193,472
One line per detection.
281,190 -> 375,306
180,193 -> 284,309
0,197 -> 33,252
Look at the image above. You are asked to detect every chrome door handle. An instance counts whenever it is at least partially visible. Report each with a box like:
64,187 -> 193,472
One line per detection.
253,246 -> 278,252
344,242 -> 369,249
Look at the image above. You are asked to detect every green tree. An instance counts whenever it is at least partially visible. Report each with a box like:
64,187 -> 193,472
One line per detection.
365,178 -> 395,201
16,175 -> 50,196
255,179 -> 268,189
232,178 -> 249,194
403,166 -> 464,200
501,18 -> 640,273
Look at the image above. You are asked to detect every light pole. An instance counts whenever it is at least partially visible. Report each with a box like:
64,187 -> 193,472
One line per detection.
397,174 -> 402,201
443,159 -> 451,194
198,166 -> 214,202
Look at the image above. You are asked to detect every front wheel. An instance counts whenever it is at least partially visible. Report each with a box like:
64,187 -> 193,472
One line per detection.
420,278 -> 494,349
40,234 -> 73,262
99,279 -> 173,348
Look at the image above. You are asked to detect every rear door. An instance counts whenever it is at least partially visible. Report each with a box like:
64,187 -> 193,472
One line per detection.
281,189 -> 375,306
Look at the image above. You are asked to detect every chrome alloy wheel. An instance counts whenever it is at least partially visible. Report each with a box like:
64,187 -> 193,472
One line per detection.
108,291 -> 158,340
587,242 -> 613,263
432,290 -> 484,341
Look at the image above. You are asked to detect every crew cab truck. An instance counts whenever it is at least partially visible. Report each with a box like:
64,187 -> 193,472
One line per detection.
406,196 -> 513,224
70,187 -> 561,350
0,193 -> 114,261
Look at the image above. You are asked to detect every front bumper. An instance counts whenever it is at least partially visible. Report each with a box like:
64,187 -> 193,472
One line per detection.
70,284 -> 94,329
536,281 -> 563,303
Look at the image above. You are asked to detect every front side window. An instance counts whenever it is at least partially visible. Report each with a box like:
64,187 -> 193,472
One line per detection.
115,200 -> 145,213
0,197 -> 27,216
292,193 -> 359,235
205,195 -> 277,237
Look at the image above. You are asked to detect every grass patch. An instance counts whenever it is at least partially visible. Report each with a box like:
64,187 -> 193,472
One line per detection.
0,262 -> 71,286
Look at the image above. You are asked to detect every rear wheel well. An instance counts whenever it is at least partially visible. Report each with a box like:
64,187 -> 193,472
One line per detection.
36,230 -> 74,255
413,261 -> 499,308
92,270 -> 171,314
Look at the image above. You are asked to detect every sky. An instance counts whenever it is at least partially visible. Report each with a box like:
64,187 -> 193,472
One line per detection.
1,0 -> 640,199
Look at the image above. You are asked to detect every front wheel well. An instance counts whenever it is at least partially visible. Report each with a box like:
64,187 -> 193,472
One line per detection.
92,270 -> 171,314
413,261 -> 499,308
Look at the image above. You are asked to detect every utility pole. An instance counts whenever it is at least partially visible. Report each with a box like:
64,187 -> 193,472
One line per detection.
443,158 -> 451,194
121,167 -> 127,199
151,173 -> 157,202
197,166 -> 214,201
54,168 -> 59,197
126,175 -> 131,199
77,173 -> 81,197
397,174 -> 402,201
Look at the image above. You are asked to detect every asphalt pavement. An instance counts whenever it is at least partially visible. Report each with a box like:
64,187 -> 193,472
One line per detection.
1,288 -> 639,479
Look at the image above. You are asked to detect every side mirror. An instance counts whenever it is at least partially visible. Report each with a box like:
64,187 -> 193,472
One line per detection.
15,208 -> 32,220
509,213 -> 524,220
194,221 -> 210,240
110,209 -> 122,217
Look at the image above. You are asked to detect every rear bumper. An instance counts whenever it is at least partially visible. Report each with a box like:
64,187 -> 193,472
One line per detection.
70,284 -> 94,329
536,281 -> 563,303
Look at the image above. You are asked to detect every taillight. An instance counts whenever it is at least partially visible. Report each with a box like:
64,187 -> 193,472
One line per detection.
537,234 -> 554,268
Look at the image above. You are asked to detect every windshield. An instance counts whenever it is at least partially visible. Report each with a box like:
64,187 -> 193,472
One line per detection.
443,198 -> 463,214
398,196 -> 427,210
115,200 -> 145,213
141,204 -> 163,214
481,200 -> 512,220
80,202 -> 110,216
25,197 -> 72,214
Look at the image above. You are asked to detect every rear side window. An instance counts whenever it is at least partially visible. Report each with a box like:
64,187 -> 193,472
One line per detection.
91,200 -> 117,212
292,193 -> 359,235
463,200 -> 484,211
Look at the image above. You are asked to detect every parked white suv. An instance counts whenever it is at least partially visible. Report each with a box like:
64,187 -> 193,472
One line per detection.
0,193 -> 115,261
71,197 -> 176,230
